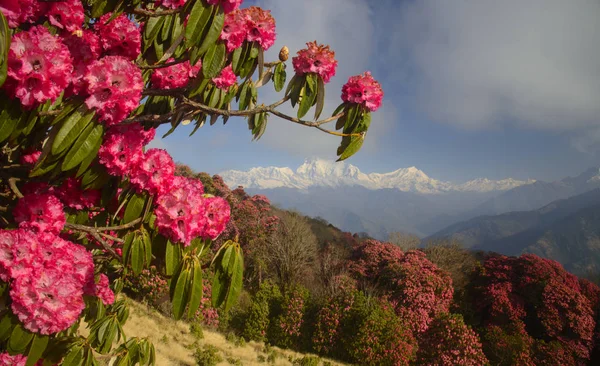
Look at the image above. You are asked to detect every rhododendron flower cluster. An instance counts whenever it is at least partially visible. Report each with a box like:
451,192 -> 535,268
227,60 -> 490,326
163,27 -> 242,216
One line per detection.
55,178 -> 101,211
207,0 -> 243,14
98,124 -> 155,176
63,30 -> 102,96
156,0 -> 188,9
0,224 -> 112,335
292,41 -> 338,83
13,193 -> 66,235
417,313 -> 488,366
472,254 -> 598,364
0,0 -> 47,28
5,25 -> 73,108
212,65 -> 237,90
84,56 -> 143,125
151,59 -> 201,89
130,149 -> 176,197
220,6 -> 276,52
20,150 -> 41,165
95,13 -> 141,61
341,71 -> 384,112
0,353 -> 27,366
47,0 -> 84,32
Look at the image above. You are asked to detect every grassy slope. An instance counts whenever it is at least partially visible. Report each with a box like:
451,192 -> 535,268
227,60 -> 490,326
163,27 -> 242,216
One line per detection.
92,296 -> 346,366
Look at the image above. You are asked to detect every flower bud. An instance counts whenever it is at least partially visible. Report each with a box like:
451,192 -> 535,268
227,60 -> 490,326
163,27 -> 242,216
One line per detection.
279,46 -> 289,62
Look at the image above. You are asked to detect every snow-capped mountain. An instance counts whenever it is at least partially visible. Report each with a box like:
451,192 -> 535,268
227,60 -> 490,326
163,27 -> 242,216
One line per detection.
219,159 -> 535,194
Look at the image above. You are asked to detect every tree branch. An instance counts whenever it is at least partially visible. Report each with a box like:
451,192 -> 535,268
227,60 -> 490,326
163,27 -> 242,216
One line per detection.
8,178 -> 23,198
65,222 -> 120,259
138,58 -> 188,70
132,7 -> 183,17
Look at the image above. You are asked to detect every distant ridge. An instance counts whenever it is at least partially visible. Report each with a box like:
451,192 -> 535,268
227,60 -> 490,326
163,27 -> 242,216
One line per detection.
220,158 -> 535,194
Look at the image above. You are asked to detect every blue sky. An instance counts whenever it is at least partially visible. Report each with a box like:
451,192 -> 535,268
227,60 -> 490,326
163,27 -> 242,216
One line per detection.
151,0 -> 600,183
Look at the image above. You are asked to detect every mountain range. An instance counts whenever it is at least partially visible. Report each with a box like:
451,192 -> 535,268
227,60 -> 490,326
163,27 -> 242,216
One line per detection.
220,158 -> 535,194
220,160 -> 600,244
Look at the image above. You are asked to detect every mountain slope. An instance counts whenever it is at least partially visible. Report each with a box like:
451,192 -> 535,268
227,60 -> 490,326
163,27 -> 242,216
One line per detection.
426,189 -> 600,250
222,158 -> 534,194
468,167 -> 600,216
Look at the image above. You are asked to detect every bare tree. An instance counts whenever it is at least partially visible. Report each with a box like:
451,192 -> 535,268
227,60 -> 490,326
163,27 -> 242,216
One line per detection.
388,231 -> 421,251
265,211 -> 318,289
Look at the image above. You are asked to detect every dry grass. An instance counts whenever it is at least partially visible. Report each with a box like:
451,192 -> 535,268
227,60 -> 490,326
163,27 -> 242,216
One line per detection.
82,296 -> 346,366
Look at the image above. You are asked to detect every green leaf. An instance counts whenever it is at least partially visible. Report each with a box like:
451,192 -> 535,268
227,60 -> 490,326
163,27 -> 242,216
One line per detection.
224,247 -> 244,311
165,240 -> 182,276
51,107 -> 94,155
0,98 -> 21,143
124,193 -> 146,224
314,76 -> 325,120
257,47 -> 264,81
211,269 -> 227,308
187,259 -> 204,318
122,232 -> 135,266
9,324 -> 34,353
231,45 -> 244,74
160,14 -> 174,42
185,1 -> 212,48
61,122 -> 104,172
343,104 -> 360,133
142,228 -> 153,265
221,245 -> 234,272
26,334 -> 49,366
0,13 -> 10,88
202,42 -> 226,79
298,83 -> 317,119
237,82 -> 250,110
131,236 -> 144,275
195,7 -> 225,56
273,63 -> 286,92
143,16 -> 165,53
62,345 -> 84,366
170,266 -> 190,320
0,314 -> 15,341
208,87 -> 221,108
337,135 -> 365,161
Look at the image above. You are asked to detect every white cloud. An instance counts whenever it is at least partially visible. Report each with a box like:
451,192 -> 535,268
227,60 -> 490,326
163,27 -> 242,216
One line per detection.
383,0 -> 600,131
250,0 -> 392,159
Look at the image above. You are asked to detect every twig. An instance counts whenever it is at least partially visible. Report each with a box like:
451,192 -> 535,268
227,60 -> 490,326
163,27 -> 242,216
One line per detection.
267,110 -> 358,136
182,96 -> 289,117
132,7 -> 183,17
138,58 -> 188,69
96,218 -> 143,232
66,222 -> 121,259
8,178 -> 23,198
38,110 -> 61,116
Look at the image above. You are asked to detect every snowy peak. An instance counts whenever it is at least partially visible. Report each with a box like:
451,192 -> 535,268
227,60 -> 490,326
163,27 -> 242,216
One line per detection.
219,158 -> 535,194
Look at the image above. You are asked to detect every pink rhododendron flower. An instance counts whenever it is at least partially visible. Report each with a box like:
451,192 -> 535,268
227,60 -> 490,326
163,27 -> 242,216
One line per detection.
55,178 -> 100,210
47,0 -> 85,32
151,59 -> 200,89
63,30 -> 102,96
1,229 -> 96,335
93,274 -> 115,305
156,0 -> 187,9
0,0 -> 47,28
206,0 -> 243,14
85,56 -> 143,125
130,149 -> 176,196
5,25 -> 73,108
154,176 -> 207,246
244,6 -> 276,51
201,196 -> 231,240
20,150 -> 41,165
220,10 -> 247,52
341,71 -> 384,112
13,193 -> 66,235
212,65 -> 236,90
95,13 -> 141,60
0,229 -> 39,281
0,352 -> 27,366
292,41 -> 337,83
98,124 -> 154,176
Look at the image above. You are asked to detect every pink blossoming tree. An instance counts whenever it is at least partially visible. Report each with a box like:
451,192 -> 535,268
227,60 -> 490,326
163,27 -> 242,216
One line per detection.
0,0 -> 384,364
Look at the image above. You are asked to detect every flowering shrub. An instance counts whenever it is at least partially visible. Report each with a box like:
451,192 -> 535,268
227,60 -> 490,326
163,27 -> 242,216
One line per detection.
417,313 -> 488,366
349,240 -> 453,333
469,254 -> 599,365
123,266 -> 169,306
0,0 -> 382,363
242,281 -> 282,342
269,286 -> 309,349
